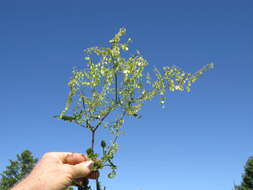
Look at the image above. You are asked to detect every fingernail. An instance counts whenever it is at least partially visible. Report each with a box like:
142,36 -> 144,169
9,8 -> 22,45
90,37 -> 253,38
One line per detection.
86,160 -> 93,169
81,154 -> 87,160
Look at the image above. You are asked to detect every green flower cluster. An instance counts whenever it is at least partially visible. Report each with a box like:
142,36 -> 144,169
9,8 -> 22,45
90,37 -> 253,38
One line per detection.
55,28 -> 213,189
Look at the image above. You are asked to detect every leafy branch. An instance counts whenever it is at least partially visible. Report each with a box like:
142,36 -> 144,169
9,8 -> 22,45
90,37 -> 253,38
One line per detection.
55,27 -> 213,190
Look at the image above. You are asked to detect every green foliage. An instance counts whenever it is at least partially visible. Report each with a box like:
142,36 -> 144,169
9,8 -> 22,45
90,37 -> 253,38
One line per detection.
0,150 -> 75,190
55,27 -> 213,189
234,156 -> 253,190
0,150 -> 38,190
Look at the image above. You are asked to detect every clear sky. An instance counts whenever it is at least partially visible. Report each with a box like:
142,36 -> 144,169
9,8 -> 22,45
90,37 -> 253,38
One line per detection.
0,0 -> 252,190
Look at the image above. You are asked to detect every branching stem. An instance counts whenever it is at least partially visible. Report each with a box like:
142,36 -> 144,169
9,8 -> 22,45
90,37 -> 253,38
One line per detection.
93,109 -> 111,132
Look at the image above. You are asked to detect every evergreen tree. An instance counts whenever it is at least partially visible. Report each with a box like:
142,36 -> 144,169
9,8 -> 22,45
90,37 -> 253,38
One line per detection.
0,150 -> 75,190
0,150 -> 38,190
235,156 -> 253,190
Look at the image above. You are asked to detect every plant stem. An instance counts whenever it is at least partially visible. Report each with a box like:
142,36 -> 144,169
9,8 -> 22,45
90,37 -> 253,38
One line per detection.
91,131 -> 95,151
94,109 -> 111,132
112,55 -> 118,104
115,73 -> 118,104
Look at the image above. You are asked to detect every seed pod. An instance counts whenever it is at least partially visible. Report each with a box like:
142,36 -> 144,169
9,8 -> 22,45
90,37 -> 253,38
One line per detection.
101,140 -> 106,148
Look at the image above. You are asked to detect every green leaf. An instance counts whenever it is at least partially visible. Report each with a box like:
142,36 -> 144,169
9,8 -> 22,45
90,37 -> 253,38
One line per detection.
86,148 -> 93,156
60,115 -> 76,121
92,160 -> 103,171
108,170 -> 116,179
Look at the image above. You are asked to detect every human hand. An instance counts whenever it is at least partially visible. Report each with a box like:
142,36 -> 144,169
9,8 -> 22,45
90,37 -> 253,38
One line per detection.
11,152 -> 99,190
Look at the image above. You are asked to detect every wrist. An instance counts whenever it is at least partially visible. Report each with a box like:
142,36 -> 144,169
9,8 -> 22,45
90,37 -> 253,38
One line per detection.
11,174 -> 43,190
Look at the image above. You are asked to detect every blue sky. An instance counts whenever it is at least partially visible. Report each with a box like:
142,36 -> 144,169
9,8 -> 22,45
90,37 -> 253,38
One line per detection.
0,0 -> 252,190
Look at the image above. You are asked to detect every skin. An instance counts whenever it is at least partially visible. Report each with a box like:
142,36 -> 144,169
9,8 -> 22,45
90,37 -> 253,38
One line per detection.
11,152 -> 99,190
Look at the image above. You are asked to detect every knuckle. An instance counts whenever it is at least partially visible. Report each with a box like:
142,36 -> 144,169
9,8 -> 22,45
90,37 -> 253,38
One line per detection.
42,152 -> 54,159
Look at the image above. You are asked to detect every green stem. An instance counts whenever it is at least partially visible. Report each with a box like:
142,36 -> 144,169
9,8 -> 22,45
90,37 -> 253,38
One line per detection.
115,73 -> 118,104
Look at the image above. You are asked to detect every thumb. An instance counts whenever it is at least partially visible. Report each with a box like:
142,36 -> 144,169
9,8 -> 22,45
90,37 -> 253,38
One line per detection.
71,160 -> 93,178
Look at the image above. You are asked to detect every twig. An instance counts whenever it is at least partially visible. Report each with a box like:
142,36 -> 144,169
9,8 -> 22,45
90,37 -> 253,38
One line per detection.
93,108 -> 112,132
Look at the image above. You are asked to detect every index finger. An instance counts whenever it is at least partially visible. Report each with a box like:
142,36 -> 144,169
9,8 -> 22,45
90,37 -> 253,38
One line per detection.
42,152 -> 88,164
64,153 -> 89,165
